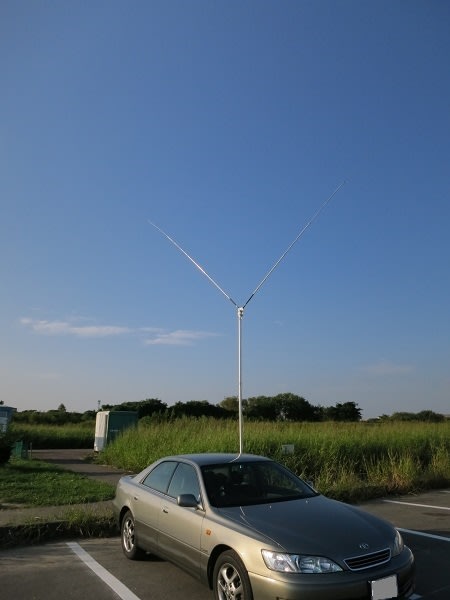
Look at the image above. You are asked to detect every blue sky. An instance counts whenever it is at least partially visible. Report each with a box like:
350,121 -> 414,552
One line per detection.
1,1 -> 449,419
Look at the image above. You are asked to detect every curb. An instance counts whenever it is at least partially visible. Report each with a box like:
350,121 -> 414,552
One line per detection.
0,518 -> 118,549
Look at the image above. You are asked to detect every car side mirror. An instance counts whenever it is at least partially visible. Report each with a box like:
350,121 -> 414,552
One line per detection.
177,493 -> 199,508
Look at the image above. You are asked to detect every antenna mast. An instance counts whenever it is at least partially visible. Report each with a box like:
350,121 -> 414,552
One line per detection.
149,181 -> 345,454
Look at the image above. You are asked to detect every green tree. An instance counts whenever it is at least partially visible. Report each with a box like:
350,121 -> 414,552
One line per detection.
219,396 -> 239,415
275,393 -> 319,421
324,402 -> 362,422
246,396 -> 278,421
102,398 -> 168,419
389,412 -> 416,422
416,410 -> 445,422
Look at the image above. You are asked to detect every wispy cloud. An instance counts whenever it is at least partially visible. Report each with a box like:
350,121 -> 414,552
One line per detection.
360,360 -> 414,376
20,318 -> 131,338
20,317 -> 218,347
144,329 -> 218,346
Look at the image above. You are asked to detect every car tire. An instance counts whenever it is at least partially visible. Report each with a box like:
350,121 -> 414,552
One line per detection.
213,549 -> 253,600
120,510 -> 145,560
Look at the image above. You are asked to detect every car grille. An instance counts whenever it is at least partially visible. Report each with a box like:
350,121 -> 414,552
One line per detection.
344,548 -> 391,571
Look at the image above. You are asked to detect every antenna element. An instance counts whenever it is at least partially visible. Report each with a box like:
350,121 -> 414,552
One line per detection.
149,181 -> 346,454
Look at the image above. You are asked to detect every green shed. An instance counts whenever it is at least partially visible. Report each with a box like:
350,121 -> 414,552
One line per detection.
94,410 -> 138,452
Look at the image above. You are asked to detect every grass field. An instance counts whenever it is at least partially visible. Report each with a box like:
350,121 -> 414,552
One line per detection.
0,459 -> 114,506
0,458 -> 116,548
7,418 -> 450,503
8,422 -> 94,449
100,419 -> 450,502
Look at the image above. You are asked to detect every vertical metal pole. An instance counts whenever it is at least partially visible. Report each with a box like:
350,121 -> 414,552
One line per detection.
238,307 -> 244,454
149,184 -> 345,458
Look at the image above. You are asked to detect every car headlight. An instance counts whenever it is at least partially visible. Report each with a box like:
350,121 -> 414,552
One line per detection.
392,529 -> 404,556
262,550 -> 342,574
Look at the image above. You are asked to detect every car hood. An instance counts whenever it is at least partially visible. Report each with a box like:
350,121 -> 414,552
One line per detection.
217,495 -> 394,557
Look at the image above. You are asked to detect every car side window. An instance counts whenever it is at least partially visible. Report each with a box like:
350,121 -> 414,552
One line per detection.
141,461 -> 178,494
167,463 -> 200,502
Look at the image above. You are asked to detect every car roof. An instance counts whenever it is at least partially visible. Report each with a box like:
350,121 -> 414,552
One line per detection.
163,453 -> 270,467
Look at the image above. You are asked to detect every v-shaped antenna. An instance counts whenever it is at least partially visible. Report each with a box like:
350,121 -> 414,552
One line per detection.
149,180 -> 346,454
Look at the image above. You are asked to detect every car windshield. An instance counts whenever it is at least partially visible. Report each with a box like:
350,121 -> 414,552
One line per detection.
201,460 -> 317,508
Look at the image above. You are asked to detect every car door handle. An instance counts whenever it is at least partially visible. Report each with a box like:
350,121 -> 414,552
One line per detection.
162,506 -> 169,514
133,495 -> 139,501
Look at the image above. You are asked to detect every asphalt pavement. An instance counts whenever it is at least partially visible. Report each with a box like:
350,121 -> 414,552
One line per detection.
1,451 -> 449,597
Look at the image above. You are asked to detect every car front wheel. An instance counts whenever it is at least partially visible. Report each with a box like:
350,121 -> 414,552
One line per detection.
121,510 -> 145,560
213,549 -> 253,600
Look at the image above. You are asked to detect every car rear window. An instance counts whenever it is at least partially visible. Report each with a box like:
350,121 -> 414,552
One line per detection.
141,461 -> 178,493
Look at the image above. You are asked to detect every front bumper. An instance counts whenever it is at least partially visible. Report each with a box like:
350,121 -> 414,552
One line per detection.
248,546 -> 415,600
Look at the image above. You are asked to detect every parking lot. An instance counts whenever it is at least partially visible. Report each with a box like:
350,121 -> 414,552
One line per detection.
1,489 -> 449,599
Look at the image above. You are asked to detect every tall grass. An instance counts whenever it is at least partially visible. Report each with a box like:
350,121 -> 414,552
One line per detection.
8,422 -> 94,449
8,419 -> 449,503
101,419 -> 450,502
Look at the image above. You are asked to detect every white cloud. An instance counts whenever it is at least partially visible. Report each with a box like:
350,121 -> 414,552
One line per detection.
20,317 -> 131,338
144,329 -> 218,346
360,360 -> 414,376
20,318 -> 218,347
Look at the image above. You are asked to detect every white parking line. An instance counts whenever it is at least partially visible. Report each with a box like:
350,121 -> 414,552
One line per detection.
66,540 -> 429,599
67,542 -> 142,600
383,500 -> 450,511
397,528 -> 450,543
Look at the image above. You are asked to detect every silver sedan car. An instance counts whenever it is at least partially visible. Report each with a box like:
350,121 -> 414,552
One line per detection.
113,453 -> 415,600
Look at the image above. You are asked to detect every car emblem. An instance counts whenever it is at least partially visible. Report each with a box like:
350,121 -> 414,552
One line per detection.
359,542 -> 370,550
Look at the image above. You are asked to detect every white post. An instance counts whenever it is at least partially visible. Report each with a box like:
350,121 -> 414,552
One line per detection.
238,307 -> 244,454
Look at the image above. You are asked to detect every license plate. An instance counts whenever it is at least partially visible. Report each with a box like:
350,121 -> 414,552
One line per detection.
370,575 -> 398,599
